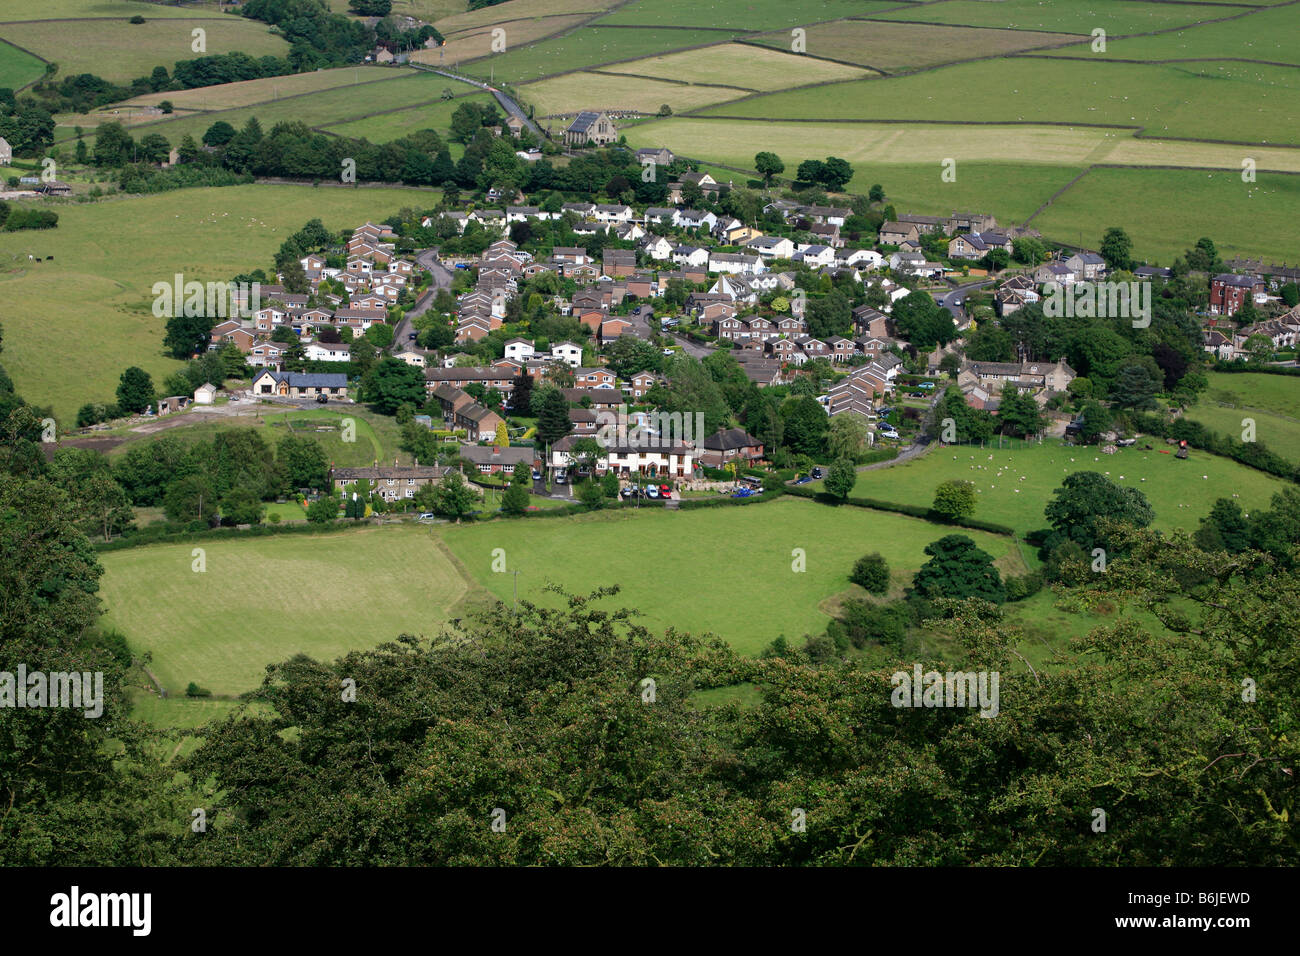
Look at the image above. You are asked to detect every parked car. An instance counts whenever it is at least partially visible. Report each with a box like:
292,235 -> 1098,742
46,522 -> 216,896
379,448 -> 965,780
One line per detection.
659,483 -> 672,495
531,468 -> 542,480
316,394 -> 329,403
918,382 -> 935,390
418,512 -> 436,520
794,475 -> 813,485
662,348 -> 674,356
646,486 -> 660,499
731,487 -> 754,498
810,467 -> 823,479
554,469 -> 568,484
1116,438 -> 1137,447
620,486 -> 637,499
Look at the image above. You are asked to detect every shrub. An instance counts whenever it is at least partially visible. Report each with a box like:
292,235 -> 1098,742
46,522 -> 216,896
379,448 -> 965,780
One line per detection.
185,682 -> 211,698
850,552 -> 890,594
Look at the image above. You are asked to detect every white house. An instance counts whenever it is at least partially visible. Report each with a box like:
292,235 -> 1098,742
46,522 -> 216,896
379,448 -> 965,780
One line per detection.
305,340 -> 352,362
746,236 -> 796,259
840,248 -> 885,271
672,245 -> 710,268
678,209 -> 717,231
551,341 -> 584,368
504,337 -> 535,362
708,252 -> 766,275
795,244 -> 837,268
640,235 -> 674,261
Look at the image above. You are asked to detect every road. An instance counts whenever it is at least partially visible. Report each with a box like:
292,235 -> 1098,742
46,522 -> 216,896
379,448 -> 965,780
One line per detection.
938,277 -> 995,320
407,63 -> 544,139
393,247 -> 454,348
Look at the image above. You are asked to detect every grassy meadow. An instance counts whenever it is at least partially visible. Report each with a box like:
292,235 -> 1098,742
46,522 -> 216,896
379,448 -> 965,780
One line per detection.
99,525 -> 473,696
0,184 -> 436,424
0,37 -> 45,89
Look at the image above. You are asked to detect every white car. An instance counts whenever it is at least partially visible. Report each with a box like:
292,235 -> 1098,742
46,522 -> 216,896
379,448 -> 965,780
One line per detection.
418,512 -> 436,520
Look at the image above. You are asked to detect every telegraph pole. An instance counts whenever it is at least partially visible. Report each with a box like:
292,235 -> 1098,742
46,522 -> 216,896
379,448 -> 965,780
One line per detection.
511,570 -> 520,613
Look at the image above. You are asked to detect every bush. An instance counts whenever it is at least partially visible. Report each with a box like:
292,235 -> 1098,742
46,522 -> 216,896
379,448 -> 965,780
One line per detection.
839,599 -> 908,650
850,552 -> 890,594
185,682 -> 211,698
129,14 -> 145,24
1004,570 -> 1044,602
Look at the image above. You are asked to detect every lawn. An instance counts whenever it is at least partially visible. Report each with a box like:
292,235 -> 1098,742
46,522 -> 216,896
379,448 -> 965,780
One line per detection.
0,184 -> 433,424
837,439 -> 1288,537
749,21 -> 1082,73
0,37 -> 45,90
432,0 -> 613,35
0,16 -> 288,84
595,0 -> 905,31
99,525 -> 473,696
456,26 -> 740,82
1029,166 -> 1300,263
1184,372 -> 1300,464
599,43 -> 872,90
440,496 -> 1027,656
696,57 -> 1300,147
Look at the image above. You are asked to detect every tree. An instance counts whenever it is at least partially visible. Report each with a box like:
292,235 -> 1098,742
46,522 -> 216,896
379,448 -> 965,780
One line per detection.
819,156 -> 854,191
163,474 -> 215,524
754,151 -> 784,186
1194,497 -> 1251,554
826,414 -> 867,461
932,479 -> 977,522
603,336 -> 660,378
780,396 -> 829,457
996,384 -> 1045,437
494,420 -> 509,447
362,358 -> 426,415
824,457 -> 856,500
532,384 -> 573,446
849,553 -> 890,594
80,472 -> 133,542
278,434 -> 329,491
576,478 -> 605,510
912,534 -> 1005,603
432,470 -> 478,522
163,313 -> 214,359
1044,471 -> 1154,552
501,480 -> 531,516
1111,363 -> 1159,411
115,366 -> 155,414
1099,226 -> 1133,272
307,495 -> 340,524
1075,399 -> 1111,444
220,486 -> 265,525
1011,237 -> 1046,266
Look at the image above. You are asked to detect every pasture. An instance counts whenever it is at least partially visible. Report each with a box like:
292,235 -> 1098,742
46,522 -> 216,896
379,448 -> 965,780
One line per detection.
600,42 -> 872,90
0,37 -> 45,89
749,21 -> 1082,73
0,16 -> 288,83
595,0 -> 905,31
520,71 -> 750,117
431,0 -> 612,35
696,57 -> 1300,147
320,90 -> 496,141
0,0 -> 216,21
120,65 -> 399,112
415,13 -> 589,66
838,439 -> 1288,537
99,525 -> 472,696
871,0 -> 1235,35
441,496 -> 1029,656
456,26 -> 738,81
1184,373 -> 1300,464
0,184 -> 432,423
1028,166 -> 1300,263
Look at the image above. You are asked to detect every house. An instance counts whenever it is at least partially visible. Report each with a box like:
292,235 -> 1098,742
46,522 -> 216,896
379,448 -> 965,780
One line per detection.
593,203 -> 634,224
635,147 -> 674,167
37,181 -> 73,197
250,369 -> 349,399
563,110 -> 618,147
678,209 -> 717,231
745,236 -> 796,260
794,244 -> 836,269
700,427 -> 764,469
193,382 -> 218,405
573,367 -> 616,389
333,464 -> 449,501
640,235 -> 675,261
0,137 -> 10,165
424,367 -> 515,395
672,245 -> 710,268
948,231 -> 1013,260
1065,251 -> 1107,280
628,370 -> 662,398
1035,262 -> 1077,287
604,443 -> 695,478
246,341 -> 286,367
304,340 -> 351,362
1202,328 -> 1234,361
840,248 -> 884,271
801,205 -> 851,227
1210,273 -> 1267,316
946,212 -> 997,235
709,252 -> 766,275
878,221 -> 920,246
503,337 -> 535,362
550,342 -> 584,367
603,249 -> 637,277
459,443 -> 533,475
454,401 -> 506,442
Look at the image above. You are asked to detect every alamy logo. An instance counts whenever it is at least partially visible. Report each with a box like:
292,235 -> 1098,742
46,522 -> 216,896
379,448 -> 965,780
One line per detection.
0,666 -> 103,718
50,886 -> 151,936
891,664 -> 1000,718
595,404 -> 704,449
1042,280 -> 1151,328
151,273 -> 261,319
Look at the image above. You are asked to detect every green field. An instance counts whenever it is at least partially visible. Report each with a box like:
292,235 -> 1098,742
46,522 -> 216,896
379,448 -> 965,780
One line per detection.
441,496 -> 1028,655
598,42 -> 871,89
871,0 -> 1240,34
457,26 -> 740,81
0,37 -> 45,89
1028,166 -> 1300,263
835,439 -> 1288,537
120,64 -> 400,112
1185,373 -> 1300,463
99,525 -> 473,696
1044,3 -> 1300,64
596,0 -> 907,31
696,58 -> 1300,147
0,0 -> 220,21
0,184 -> 435,424
1,16 -> 289,84
749,20 -> 1082,72
320,90 -> 496,141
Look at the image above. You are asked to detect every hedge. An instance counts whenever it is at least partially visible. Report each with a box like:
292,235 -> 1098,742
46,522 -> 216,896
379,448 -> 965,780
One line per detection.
95,517 -> 371,552
783,484 -> 1016,535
